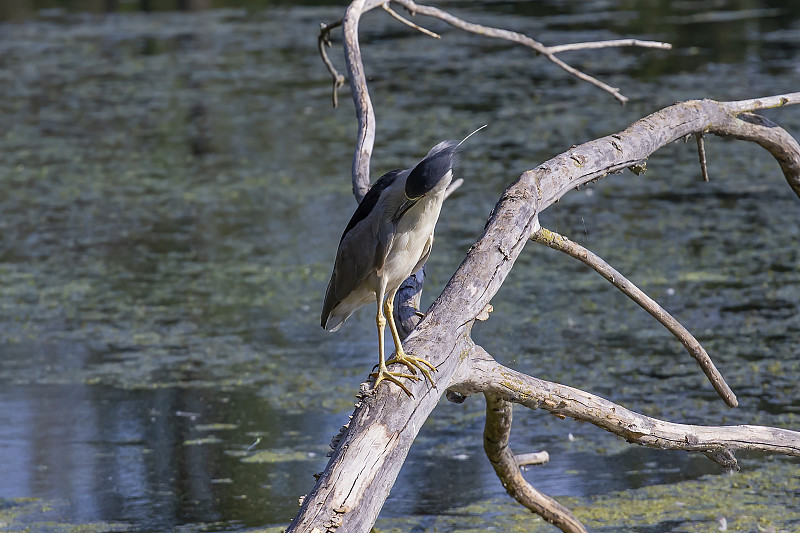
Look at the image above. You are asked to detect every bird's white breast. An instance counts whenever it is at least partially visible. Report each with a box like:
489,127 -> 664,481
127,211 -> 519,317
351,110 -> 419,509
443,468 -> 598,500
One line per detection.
380,174 -> 450,289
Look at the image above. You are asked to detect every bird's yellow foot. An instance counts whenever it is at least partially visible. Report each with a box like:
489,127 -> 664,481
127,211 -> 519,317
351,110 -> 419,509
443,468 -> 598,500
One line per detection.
370,366 -> 419,397
386,351 -> 437,386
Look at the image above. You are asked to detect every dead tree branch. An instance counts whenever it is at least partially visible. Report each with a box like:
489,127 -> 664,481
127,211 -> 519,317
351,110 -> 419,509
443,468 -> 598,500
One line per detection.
461,347 -> 800,464
459,346 -> 800,526
290,92 -> 800,533
321,0 -> 672,197
299,3 -> 800,532
381,2 -> 440,38
695,133 -> 710,181
484,393 -> 588,533
530,227 -> 738,408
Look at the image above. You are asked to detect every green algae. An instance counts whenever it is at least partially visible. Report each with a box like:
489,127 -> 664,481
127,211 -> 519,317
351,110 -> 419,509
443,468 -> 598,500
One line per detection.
238,448 -> 319,464
376,459 -> 800,532
0,498 -> 129,533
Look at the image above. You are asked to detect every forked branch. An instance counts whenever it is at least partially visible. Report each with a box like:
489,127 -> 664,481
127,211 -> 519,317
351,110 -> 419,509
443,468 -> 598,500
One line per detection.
321,0 -> 672,197
462,348 -> 800,462
291,92 -> 800,533
469,345 -> 800,532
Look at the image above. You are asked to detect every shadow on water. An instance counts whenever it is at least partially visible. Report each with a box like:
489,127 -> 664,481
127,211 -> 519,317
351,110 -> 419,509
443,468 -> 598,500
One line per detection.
0,0 -> 799,531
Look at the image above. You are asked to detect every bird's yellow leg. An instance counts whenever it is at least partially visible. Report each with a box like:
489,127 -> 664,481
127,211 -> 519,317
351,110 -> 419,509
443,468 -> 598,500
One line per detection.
370,296 -> 418,397
384,288 -> 437,385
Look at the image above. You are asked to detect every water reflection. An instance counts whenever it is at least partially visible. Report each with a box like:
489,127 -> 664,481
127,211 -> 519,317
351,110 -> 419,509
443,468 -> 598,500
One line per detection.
0,381 -> 336,529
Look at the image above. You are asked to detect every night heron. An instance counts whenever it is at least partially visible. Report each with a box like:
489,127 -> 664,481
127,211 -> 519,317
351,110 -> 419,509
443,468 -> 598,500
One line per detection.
321,126 -> 486,396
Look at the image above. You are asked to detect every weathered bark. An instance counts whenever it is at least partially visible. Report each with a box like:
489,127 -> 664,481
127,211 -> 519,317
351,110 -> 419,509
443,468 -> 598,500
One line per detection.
294,2 -> 800,531
288,93 -> 800,533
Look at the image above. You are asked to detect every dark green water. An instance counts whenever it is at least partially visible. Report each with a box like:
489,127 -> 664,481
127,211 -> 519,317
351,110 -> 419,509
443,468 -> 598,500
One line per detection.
0,1 -> 799,531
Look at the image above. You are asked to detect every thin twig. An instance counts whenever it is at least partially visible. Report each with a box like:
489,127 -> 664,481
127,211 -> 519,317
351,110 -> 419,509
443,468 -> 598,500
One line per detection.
391,0 -> 634,104
318,20 -> 346,108
548,38 -> 672,54
724,92 -> 800,114
531,227 -> 738,408
382,3 -> 440,38
696,133 -> 709,181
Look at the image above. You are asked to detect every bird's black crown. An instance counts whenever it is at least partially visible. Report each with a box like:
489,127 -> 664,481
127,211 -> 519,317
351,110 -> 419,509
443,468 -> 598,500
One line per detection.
404,140 -> 458,199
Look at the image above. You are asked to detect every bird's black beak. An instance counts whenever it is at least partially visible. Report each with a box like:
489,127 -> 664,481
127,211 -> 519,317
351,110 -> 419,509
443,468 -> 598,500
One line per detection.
393,195 -> 421,224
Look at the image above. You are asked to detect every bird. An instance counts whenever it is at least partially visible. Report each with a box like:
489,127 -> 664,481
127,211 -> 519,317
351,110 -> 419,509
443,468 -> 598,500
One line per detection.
321,125 -> 486,396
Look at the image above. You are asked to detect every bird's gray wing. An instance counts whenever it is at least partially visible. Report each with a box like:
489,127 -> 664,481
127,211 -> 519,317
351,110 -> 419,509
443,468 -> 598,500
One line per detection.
321,214 -> 394,327
334,216 -> 390,299
321,170 -> 404,328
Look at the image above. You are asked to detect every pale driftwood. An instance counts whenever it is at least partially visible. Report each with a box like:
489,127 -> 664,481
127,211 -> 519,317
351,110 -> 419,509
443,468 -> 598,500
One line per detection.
289,93 -> 800,533
530,227 -> 737,408
298,2 -> 800,531
459,347 -> 800,462
381,3 -> 440,39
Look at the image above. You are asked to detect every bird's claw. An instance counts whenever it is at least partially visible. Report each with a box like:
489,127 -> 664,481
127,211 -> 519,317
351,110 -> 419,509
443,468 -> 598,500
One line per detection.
371,368 -> 419,397
386,352 -> 437,386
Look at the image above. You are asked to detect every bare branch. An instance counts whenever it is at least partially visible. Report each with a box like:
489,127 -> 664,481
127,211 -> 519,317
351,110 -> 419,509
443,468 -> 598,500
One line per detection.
443,177 -> 463,200
391,0 -> 633,104
516,451 -> 549,467
382,3 -> 440,38
342,0 -> 376,201
711,108 -> 800,199
530,227 -> 738,408
318,20 -> 346,108
292,94 -> 800,533
547,38 -> 672,53
333,0 -> 678,196
724,92 -> 800,114
484,393 -> 587,533
458,348 -> 800,463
